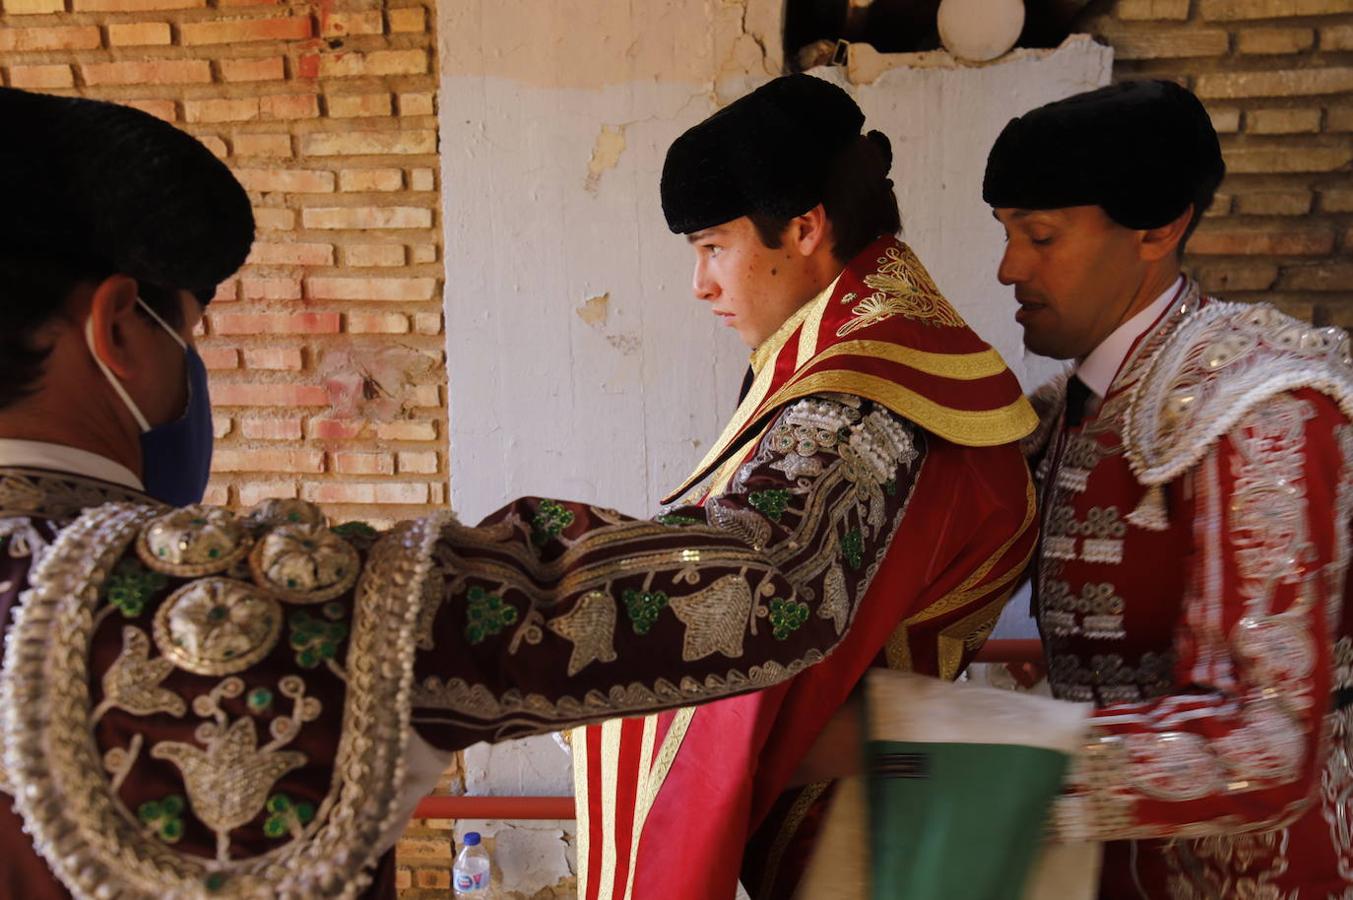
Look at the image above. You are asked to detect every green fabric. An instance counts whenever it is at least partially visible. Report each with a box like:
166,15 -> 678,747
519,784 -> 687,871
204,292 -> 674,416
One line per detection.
866,740 -> 1069,900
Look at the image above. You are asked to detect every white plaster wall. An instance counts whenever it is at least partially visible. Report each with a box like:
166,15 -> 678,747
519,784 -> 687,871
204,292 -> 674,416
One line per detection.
440,32 -> 1110,523
438,3 -> 1110,888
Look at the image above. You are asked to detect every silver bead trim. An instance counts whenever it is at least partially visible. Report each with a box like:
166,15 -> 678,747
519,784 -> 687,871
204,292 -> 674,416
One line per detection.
2,503 -> 447,899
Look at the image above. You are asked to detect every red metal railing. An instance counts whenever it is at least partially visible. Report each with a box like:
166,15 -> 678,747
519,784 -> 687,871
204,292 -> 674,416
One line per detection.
411,638 -> 1043,821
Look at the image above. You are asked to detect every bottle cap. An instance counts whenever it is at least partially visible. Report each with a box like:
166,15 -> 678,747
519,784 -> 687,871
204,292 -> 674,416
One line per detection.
463,832 -> 481,846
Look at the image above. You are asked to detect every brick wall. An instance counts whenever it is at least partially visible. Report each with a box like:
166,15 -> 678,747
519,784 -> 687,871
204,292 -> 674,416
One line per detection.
1082,0 -> 1352,322
0,0 -> 447,528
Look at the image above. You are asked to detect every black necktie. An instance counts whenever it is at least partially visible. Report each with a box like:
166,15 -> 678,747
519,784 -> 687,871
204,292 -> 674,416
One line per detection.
1065,375 -> 1092,428
737,365 -> 755,405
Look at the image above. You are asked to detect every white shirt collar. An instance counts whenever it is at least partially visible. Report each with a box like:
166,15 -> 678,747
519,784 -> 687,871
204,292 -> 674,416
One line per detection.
0,439 -> 143,491
1075,276 -> 1185,398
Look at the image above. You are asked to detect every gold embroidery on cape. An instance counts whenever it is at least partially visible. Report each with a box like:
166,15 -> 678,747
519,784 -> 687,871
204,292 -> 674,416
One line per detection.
152,577 -> 283,676
807,340 -> 1011,381
546,589 -> 619,676
836,244 -> 964,336
668,574 -> 755,661
761,371 -> 1036,449
93,626 -> 187,723
151,675 -> 319,861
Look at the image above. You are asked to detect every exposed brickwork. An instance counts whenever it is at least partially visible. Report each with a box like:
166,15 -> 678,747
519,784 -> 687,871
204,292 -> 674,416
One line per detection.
1083,1 -> 1353,323
0,0 -> 447,527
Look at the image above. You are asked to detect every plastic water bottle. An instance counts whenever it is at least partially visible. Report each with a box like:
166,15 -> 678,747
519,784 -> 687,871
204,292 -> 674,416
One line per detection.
453,831 -> 492,896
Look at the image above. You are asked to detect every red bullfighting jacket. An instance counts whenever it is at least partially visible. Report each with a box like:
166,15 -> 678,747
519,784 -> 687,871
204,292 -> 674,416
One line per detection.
1028,282 -> 1353,898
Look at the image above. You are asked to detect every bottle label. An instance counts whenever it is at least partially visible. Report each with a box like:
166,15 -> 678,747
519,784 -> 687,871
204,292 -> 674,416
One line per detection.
455,871 -> 488,891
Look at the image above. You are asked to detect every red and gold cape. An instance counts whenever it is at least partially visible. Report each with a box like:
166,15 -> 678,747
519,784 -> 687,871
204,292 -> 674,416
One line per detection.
575,235 -> 1039,900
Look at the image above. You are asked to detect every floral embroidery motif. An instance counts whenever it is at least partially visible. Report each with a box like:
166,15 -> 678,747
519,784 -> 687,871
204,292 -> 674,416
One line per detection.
94,626 -> 187,722
104,558 -> 167,618
623,589 -> 668,635
668,575 -> 755,661
748,489 -> 791,522
546,590 -> 619,676
246,498 -> 326,531
531,500 -> 574,547
841,529 -> 864,570
768,598 -> 810,640
250,524 -> 359,604
151,675 -> 320,861
464,586 -> 518,644
137,794 -> 186,845
263,792 -> 316,840
152,578 -> 283,676
288,609 -> 350,669
836,244 -> 964,336
137,505 -> 252,577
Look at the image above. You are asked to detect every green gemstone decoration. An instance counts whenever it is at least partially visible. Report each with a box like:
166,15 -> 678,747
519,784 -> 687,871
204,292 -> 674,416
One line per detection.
841,529 -> 864,570
530,499 -> 575,547
104,558 -> 168,619
464,586 -> 518,644
748,489 -> 791,522
322,601 -> 346,621
768,598 -> 810,640
263,792 -> 316,841
289,609 -> 349,669
137,793 -> 186,844
656,514 -> 703,527
247,687 -> 274,714
883,479 -> 898,497
333,521 -> 379,540
622,589 -> 668,636
205,873 -> 227,893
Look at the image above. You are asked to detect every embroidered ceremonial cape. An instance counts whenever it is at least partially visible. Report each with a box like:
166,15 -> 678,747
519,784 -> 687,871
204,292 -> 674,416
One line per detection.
573,235 -> 1040,900
1029,286 -> 1353,898
1,460 -> 879,898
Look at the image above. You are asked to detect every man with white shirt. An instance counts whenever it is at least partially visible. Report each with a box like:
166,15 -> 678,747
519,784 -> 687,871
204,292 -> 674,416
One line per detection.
987,79 -> 1353,897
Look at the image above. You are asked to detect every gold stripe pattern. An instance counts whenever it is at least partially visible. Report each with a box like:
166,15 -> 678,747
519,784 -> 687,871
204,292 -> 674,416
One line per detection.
573,726 -> 591,899
762,371 -> 1037,448
621,708 -> 695,900
805,340 -> 1011,381
794,276 -> 839,370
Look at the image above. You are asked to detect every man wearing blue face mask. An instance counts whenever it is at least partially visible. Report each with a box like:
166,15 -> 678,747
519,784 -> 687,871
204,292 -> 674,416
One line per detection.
0,97 -> 230,511
0,88 -> 891,899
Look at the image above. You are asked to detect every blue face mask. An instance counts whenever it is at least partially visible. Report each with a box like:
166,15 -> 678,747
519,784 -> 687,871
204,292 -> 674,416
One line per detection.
86,298 -> 215,506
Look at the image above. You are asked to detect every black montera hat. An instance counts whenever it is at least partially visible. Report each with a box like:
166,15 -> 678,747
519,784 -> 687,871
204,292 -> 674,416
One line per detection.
983,79 -> 1225,229
0,87 -> 254,301
661,74 -> 890,234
